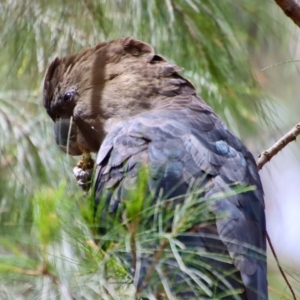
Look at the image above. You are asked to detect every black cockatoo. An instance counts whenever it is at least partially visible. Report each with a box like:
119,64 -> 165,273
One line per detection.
43,37 -> 267,299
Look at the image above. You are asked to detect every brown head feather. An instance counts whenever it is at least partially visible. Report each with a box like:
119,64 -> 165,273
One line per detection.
43,37 -> 199,154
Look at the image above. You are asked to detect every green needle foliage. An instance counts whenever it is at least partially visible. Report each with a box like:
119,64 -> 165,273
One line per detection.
91,169 -> 260,299
0,0 -> 297,299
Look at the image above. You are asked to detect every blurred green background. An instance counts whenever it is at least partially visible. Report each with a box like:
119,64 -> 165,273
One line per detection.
0,0 -> 299,299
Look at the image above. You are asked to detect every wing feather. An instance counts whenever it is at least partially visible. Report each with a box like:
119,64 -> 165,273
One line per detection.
94,104 -> 267,299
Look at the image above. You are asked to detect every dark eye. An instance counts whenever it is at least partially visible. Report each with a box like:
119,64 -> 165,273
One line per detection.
63,92 -> 73,103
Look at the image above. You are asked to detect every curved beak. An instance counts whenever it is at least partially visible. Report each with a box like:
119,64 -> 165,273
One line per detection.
54,118 -> 83,155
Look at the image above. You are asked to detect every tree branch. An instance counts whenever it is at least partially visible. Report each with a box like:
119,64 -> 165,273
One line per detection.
257,122 -> 300,170
274,0 -> 300,28
257,123 -> 300,299
136,238 -> 169,295
266,233 -> 296,300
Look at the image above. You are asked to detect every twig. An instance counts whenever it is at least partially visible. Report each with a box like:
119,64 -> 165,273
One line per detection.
256,123 -> 299,299
274,0 -> 300,28
11,265 -> 77,300
257,122 -> 300,170
266,232 -> 296,300
136,238 -> 169,294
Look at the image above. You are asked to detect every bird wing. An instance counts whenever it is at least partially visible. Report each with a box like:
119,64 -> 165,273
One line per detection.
94,103 -> 267,299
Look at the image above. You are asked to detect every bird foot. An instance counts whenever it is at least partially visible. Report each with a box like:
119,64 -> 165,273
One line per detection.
73,154 -> 95,191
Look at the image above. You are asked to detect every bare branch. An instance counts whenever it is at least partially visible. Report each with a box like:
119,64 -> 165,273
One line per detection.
257,123 -> 299,299
266,233 -> 297,300
257,122 -> 300,170
274,0 -> 300,28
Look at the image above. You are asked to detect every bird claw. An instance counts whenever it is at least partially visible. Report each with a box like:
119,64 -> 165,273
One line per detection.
73,165 -> 93,191
73,154 -> 95,191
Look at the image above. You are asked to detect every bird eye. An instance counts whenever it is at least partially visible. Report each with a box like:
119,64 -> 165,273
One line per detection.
63,92 -> 73,103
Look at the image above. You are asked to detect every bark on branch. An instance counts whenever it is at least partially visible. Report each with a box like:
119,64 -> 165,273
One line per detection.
274,0 -> 300,27
257,122 -> 300,170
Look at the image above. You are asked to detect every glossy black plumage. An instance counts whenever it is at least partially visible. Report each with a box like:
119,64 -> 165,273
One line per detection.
94,102 -> 267,299
43,37 -> 267,299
